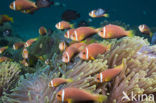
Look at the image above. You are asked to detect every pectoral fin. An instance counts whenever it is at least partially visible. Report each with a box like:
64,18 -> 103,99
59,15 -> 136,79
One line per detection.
90,56 -> 95,60
67,99 -> 73,103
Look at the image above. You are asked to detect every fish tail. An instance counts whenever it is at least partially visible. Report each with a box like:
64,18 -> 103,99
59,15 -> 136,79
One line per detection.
70,24 -> 74,28
150,32 -> 153,37
103,13 -> 109,18
106,44 -> 111,50
10,17 -> 14,23
127,30 -> 134,37
66,79 -> 73,83
96,95 -> 107,103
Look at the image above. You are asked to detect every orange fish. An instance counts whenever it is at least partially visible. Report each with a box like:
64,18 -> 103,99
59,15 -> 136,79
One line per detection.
24,38 -> 37,47
89,9 -> 109,18
48,78 -> 72,88
0,57 -> 11,63
39,26 -> 47,36
96,61 -> 124,83
56,88 -> 107,103
55,21 -> 73,30
0,15 -> 13,25
79,43 -> 110,60
138,24 -> 152,37
64,28 -> 75,39
21,59 -> 29,67
22,48 -> 29,59
9,0 -> 37,11
98,24 -> 134,39
59,41 -> 68,52
13,42 -> 24,50
70,27 -> 97,41
62,43 -> 86,63
0,46 -> 8,54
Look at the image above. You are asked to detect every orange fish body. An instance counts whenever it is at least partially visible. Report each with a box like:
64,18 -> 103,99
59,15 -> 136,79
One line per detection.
0,57 -> 10,63
138,24 -> 152,37
22,48 -> 29,59
79,43 -> 109,60
59,41 -> 68,51
71,27 -> 97,41
96,63 -> 124,83
62,43 -> 86,63
10,0 -> 37,11
24,38 -> 37,47
64,28 -> 75,39
0,46 -> 8,54
98,24 -> 134,39
39,26 -> 47,35
55,21 -> 73,30
57,88 -> 106,103
13,42 -> 24,50
48,78 -> 72,87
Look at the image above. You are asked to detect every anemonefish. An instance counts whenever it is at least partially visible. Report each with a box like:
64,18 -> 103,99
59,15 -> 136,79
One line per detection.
64,28 -> 75,39
138,24 -> 153,37
48,78 -> 73,88
24,38 -> 37,47
62,43 -> 86,63
89,8 -> 109,18
0,46 -> 8,54
0,57 -> 11,63
70,27 -> 97,41
0,15 -> 13,25
39,26 -> 47,36
98,24 -> 134,39
55,21 -> 74,30
13,42 -> 24,50
9,0 -> 37,11
79,43 -> 110,60
22,48 -> 29,59
56,88 -> 107,103
96,60 -> 125,83
59,41 -> 68,52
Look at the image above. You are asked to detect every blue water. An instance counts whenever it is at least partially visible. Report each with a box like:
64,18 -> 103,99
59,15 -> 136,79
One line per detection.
1,0 -> 156,40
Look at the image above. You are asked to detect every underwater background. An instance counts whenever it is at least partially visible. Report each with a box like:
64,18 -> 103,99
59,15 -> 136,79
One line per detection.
0,0 -> 156,40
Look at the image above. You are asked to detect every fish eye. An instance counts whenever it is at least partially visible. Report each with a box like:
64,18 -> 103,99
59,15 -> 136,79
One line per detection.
83,52 -> 86,55
57,94 -> 61,97
97,77 -> 100,80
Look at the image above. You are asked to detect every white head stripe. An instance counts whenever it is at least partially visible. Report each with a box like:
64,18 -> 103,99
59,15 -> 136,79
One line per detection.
103,27 -> 106,38
25,42 -> 29,47
13,45 -> 16,50
59,22 -> 61,29
13,1 -> 16,10
65,52 -> 70,62
91,11 -> 94,16
100,73 -> 103,83
67,31 -> 70,38
86,47 -> 89,60
63,42 -> 66,50
62,89 -> 65,102
51,81 -> 54,87
74,31 -> 78,41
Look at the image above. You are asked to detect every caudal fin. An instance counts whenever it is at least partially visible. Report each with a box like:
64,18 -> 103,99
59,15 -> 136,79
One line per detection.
96,95 -> 107,103
150,32 -> 153,37
115,59 -> 126,70
103,13 -> 109,18
127,30 -> 134,37
66,79 -> 73,83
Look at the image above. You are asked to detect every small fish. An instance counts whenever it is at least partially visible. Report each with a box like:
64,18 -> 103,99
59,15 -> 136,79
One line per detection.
39,26 -> 47,36
22,48 -> 29,59
138,24 -> 152,37
89,8 -> 109,18
79,43 -> 110,60
13,42 -> 24,50
0,46 -> 8,54
55,21 -> 74,30
0,57 -> 11,63
62,43 -> 86,63
64,29 -> 75,39
9,0 -> 37,11
70,27 -> 97,41
36,0 -> 54,8
0,15 -> 13,25
96,61 -> 124,83
48,78 -> 73,88
61,9 -> 80,22
151,32 -> 156,45
24,38 -> 37,47
21,59 -> 29,67
98,24 -> 134,39
56,88 -> 107,103
59,41 -> 68,51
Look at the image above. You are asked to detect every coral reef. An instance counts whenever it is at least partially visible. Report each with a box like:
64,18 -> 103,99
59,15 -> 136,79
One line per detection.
0,62 -> 21,97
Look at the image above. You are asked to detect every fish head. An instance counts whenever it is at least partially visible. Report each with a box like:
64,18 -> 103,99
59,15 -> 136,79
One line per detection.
64,30 -> 71,38
59,42 -> 67,51
89,10 -> 96,17
48,80 -> 56,87
98,27 -> 106,38
62,51 -> 70,63
55,22 -> 64,30
57,89 -> 67,102
138,24 -> 146,32
70,30 -> 79,41
96,73 -> 104,83
79,48 -> 88,60
9,1 -> 16,10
